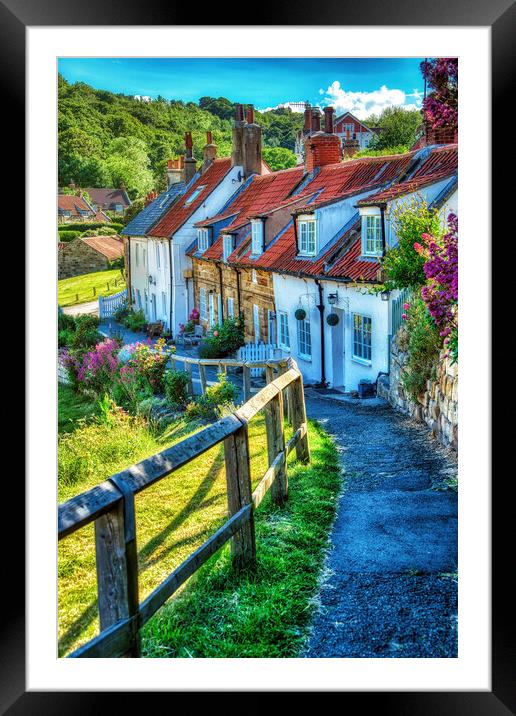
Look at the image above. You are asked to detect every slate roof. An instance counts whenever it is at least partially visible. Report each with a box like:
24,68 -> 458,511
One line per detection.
121,178 -> 195,236
149,158 -> 233,238
84,188 -> 131,211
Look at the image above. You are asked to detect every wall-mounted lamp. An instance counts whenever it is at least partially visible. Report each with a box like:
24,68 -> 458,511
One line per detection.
381,290 -> 390,301
328,291 -> 339,306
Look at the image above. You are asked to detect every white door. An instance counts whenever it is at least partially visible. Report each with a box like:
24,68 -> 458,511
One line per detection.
209,293 -> 215,327
253,304 -> 260,343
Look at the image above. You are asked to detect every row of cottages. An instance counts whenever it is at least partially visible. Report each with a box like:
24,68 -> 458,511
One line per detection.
189,106 -> 457,390
122,106 -> 270,334
123,103 -> 457,391
57,192 -> 110,224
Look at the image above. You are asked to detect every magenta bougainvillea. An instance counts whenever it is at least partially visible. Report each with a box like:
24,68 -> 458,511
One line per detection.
419,213 -> 458,362
420,58 -> 458,130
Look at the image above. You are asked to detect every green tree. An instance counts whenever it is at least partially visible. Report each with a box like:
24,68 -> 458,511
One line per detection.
366,107 -> 422,151
262,147 -> 298,171
104,136 -> 154,198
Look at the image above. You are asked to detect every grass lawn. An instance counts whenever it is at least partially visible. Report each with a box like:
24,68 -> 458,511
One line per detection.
58,386 -> 341,658
58,268 -> 125,307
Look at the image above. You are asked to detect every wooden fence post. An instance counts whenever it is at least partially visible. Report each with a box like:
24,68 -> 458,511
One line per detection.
199,363 -> 207,395
289,373 -> 310,464
95,479 -> 140,657
184,361 -> 194,396
265,390 -> 288,506
242,365 -> 251,403
223,424 -> 256,570
265,364 -> 275,385
278,363 -> 291,424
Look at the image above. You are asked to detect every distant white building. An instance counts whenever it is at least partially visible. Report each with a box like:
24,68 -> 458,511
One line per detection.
134,95 -> 152,103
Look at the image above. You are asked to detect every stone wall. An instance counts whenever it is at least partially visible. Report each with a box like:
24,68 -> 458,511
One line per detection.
58,239 -> 110,279
378,327 -> 458,451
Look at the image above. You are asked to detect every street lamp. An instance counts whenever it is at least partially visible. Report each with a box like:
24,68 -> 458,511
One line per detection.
328,291 -> 339,306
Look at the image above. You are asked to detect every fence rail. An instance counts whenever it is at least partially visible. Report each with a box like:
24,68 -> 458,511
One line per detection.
58,358 -> 309,658
99,288 -> 127,319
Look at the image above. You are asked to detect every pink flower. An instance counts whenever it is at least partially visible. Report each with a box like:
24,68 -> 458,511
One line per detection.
401,313 -> 408,321
403,302 -> 410,310
213,330 -> 219,337
413,242 -> 424,254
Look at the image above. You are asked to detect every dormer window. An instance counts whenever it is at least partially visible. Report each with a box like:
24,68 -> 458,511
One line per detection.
185,185 -> 206,206
363,214 -> 382,256
251,220 -> 264,256
223,235 -> 234,262
298,217 -> 317,257
198,228 -> 210,253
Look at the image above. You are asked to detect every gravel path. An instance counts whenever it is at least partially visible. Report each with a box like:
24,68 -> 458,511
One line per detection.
303,391 -> 458,658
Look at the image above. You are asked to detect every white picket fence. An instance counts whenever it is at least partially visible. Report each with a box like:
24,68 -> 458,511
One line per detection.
99,289 -> 128,319
237,342 -> 280,376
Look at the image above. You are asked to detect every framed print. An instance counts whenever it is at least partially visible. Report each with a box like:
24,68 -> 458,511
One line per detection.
8,0 -> 513,710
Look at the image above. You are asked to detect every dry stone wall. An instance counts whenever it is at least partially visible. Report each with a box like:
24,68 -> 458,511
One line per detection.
378,328 -> 458,451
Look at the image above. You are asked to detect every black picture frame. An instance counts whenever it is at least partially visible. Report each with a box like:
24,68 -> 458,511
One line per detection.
8,0 -> 512,711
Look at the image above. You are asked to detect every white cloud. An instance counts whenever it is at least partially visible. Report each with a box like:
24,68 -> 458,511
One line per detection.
319,81 -> 422,120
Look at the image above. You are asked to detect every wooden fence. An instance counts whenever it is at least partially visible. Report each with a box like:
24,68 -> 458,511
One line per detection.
168,354 -> 290,405
58,358 -> 309,658
99,288 -> 127,319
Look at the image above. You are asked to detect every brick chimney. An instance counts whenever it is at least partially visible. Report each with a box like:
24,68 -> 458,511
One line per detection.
303,104 -> 312,135
184,131 -> 197,183
242,105 -> 263,178
166,157 -> 184,186
202,131 -> 217,174
311,108 -> 321,133
342,129 -> 360,159
231,104 -> 245,168
304,106 -> 341,171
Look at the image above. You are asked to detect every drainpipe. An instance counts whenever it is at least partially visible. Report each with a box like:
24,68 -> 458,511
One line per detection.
126,237 -> 132,305
293,217 -> 299,254
380,204 -> 387,256
217,263 -> 224,322
315,279 -> 326,387
168,238 -> 173,333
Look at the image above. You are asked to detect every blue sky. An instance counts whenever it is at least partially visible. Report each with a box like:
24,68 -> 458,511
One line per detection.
58,58 -> 426,119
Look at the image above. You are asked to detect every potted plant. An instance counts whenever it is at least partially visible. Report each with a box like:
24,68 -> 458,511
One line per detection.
295,307 -> 306,321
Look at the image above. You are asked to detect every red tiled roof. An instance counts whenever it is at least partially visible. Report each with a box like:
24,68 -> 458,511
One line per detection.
198,166 -> 306,233
84,187 -> 131,210
81,235 -> 124,260
357,145 -> 458,206
149,158 -> 233,237
58,194 -> 94,215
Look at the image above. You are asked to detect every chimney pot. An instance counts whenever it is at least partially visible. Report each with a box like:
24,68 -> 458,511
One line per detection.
246,105 -> 255,124
235,104 -> 244,122
311,108 -> 321,133
206,131 -> 213,144
303,104 -> 312,132
323,106 -> 335,134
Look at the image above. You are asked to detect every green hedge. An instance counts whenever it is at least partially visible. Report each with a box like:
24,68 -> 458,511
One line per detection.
58,221 -> 124,233
58,231 -> 82,242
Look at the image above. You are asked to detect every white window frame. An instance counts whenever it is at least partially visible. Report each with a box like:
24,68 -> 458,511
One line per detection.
209,292 -> 215,327
298,217 -> 317,257
223,235 -> 234,262
297,317 -> 312,360
278,311 -> 290,351
363,214 -> 382,257
251,220 -> 264,256
198,228 -> 209,253
253,304 -> 260,343
227,296 -> 235,318
115,203 -> 124,212
251,269 -> 258,284
352,313 -> 372,364
199,287 -> 207,320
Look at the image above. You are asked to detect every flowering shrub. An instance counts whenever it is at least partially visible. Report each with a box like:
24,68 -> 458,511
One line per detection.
382,198 -> 444,290
189,307 -> 200,323
198,316 -> 245,359
163,369 -> 190,407
62,338 -> 121,396
119,337 -> 173,395
420,213 -> 458,363
420,58 -> 458,131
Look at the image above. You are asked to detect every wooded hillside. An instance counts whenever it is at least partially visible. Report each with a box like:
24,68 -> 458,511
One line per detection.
58,75 -> 303,198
